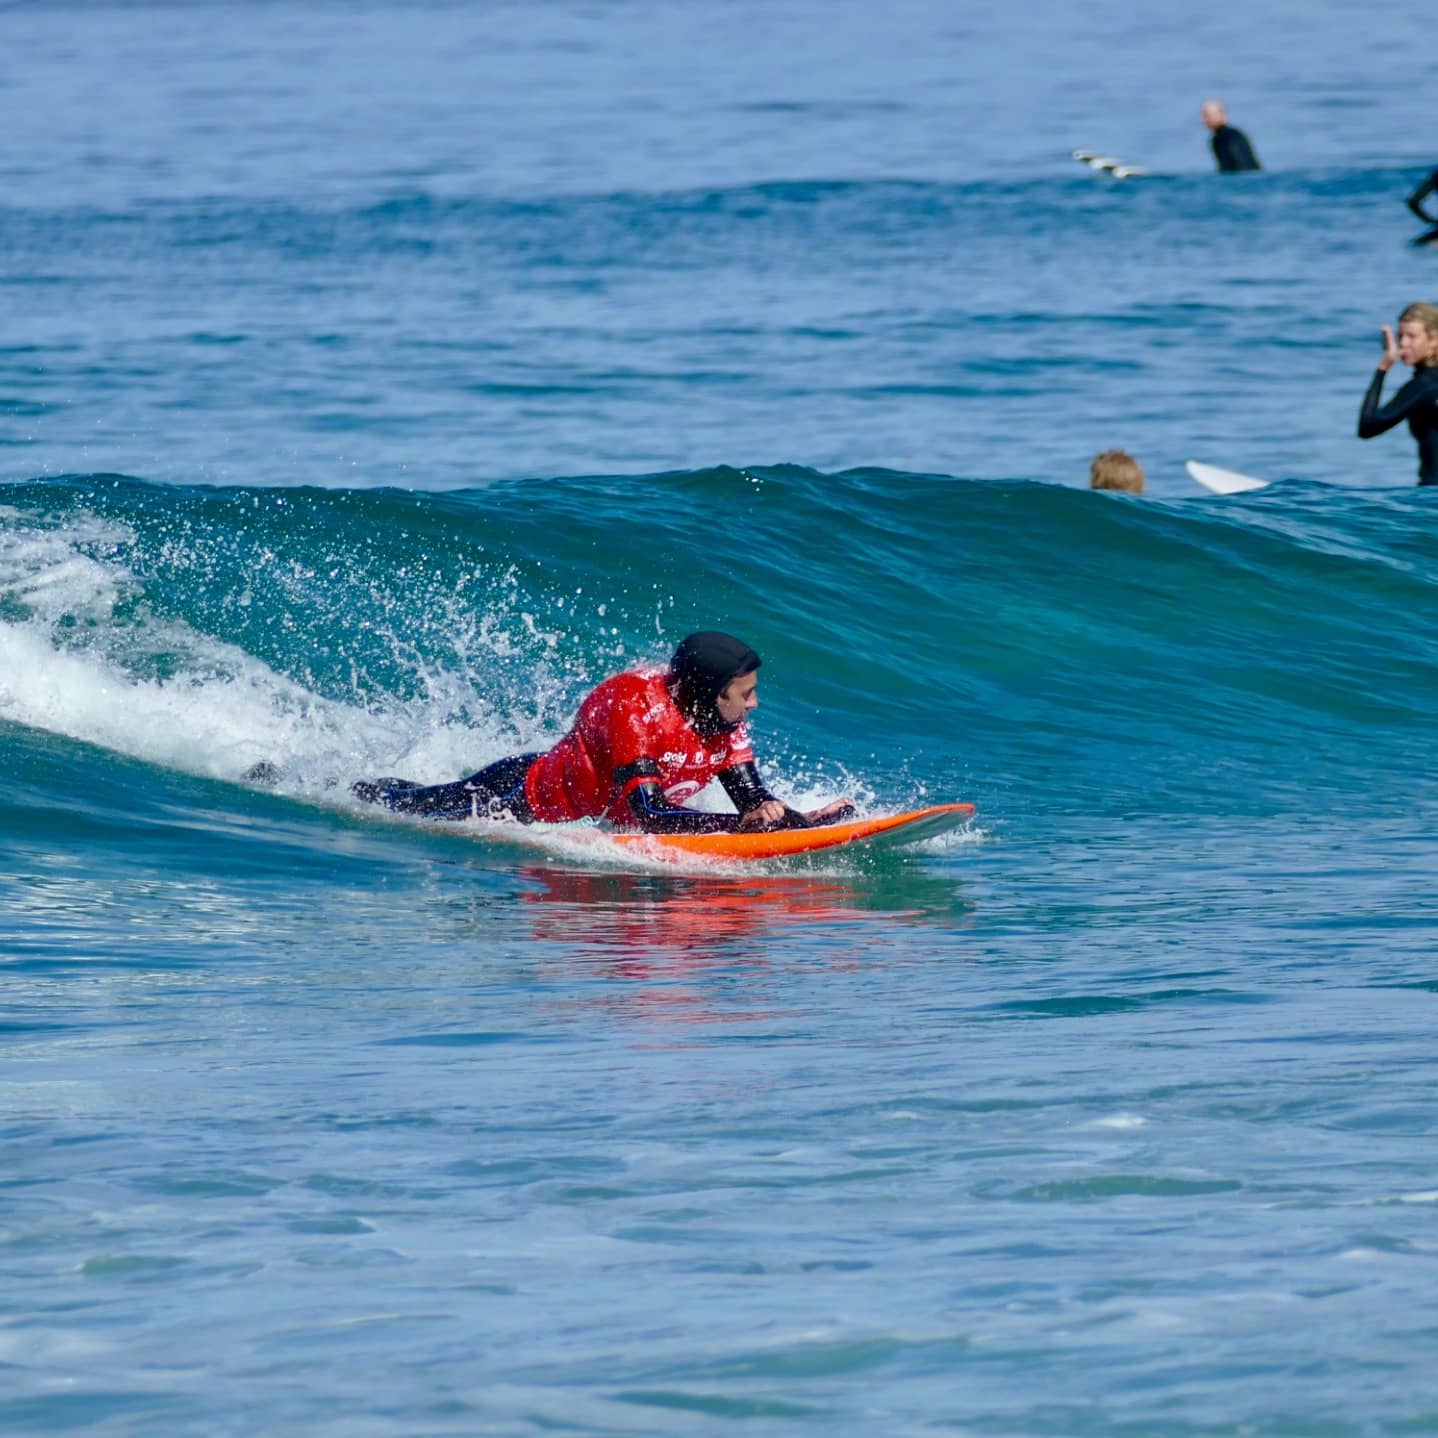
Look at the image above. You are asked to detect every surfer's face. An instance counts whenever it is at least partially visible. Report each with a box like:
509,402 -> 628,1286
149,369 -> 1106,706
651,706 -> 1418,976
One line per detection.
1397,319 -> 1438,369
715,671 -> 759,726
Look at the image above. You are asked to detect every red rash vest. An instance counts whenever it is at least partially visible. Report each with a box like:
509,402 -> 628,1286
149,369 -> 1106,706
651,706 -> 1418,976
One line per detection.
524,670 -> 754,826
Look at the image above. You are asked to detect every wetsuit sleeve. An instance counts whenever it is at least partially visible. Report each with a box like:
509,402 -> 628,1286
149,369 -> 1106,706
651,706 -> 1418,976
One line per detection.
716,760 -> 776,813
619,766 -> 738,833
717,761 -> 825,829
1357,369 -> 1424,438
1407,170 -> 1438,224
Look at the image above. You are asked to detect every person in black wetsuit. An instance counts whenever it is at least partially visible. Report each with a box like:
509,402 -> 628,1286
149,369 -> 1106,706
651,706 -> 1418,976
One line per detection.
1200,100 -> 1260,173
1407,168 -> 1438,246
1356,302 -> 1438,485
350,630 -> 854,834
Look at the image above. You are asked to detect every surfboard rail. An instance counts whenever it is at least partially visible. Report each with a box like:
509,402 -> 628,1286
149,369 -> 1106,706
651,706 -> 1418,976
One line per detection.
609,802 -> 976,861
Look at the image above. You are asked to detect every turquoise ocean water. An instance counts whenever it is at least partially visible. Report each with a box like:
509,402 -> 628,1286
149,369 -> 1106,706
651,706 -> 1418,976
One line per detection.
5,3 -> 1438,1434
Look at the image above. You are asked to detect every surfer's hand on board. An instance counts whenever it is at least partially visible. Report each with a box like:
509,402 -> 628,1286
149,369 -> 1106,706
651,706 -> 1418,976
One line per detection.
1379,324 -> 1400,372
805,799 -> 857,827
737,799 -> 789,830
738,798 -> 858,830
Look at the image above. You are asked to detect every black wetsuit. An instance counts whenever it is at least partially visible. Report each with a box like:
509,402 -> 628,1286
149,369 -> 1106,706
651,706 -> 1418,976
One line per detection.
1407,168 -> 1438,244
1211,125 -> 1260,173
1357,365 -> 1438,485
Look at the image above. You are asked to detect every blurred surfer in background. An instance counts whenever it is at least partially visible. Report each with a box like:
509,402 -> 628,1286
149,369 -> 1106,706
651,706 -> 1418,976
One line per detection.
1356,302 -> 1438,485
1407,167 -> 1438,246
352,630 -> 854,834
1089,449 -> 1145,494
1200,100 -> 1260,173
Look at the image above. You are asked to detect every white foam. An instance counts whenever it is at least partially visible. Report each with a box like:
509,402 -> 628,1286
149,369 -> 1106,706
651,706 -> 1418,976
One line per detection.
0,515 -> 133,622
0,616 -> 366,782
0,510 -> 535,797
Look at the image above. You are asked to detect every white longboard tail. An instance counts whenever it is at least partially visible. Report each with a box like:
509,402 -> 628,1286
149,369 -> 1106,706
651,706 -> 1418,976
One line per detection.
1186,460 -> 1270,495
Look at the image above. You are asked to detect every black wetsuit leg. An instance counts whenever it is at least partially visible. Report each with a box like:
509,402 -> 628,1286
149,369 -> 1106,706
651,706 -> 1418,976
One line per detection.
352,753 -> 541,821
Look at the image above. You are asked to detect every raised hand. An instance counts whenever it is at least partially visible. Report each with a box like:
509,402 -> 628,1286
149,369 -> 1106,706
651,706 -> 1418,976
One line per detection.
1379,324 -> 1400,372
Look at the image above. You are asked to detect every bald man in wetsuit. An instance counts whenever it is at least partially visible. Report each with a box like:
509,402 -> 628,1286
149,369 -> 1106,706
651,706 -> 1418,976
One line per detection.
352,631 -> 854,834
1200,100 -> 1260,173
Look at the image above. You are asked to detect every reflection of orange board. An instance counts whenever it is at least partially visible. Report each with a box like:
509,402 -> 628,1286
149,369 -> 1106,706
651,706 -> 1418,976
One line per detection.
611,803 -> 975,861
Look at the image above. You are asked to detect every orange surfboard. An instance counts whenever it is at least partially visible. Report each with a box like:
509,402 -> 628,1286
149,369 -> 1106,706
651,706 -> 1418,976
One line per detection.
610,802 -> 975,861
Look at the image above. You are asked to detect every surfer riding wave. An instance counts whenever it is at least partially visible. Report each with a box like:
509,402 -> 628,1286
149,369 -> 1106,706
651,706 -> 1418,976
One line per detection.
350,631 -> 855,834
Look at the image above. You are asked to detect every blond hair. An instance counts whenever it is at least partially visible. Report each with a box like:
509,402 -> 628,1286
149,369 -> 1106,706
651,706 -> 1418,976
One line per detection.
1089,449 -> 1145,494
1399,301 -> 1438,347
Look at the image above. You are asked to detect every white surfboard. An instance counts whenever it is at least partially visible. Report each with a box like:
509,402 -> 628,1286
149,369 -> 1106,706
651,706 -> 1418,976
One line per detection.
1185,460 -> 1270,495
1072,149 -> 1148,180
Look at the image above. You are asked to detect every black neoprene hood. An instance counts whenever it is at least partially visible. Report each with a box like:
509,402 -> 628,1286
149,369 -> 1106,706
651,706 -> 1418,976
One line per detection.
669,630 -> 761,731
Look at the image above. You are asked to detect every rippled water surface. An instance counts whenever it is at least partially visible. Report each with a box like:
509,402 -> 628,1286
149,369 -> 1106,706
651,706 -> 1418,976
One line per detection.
4,2 -> 1438,1434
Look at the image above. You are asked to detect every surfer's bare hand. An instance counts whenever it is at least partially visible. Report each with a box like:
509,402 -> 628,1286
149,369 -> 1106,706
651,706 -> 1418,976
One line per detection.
806,799 -> 856,825
738,799 -> 788,830
1379,324 -> 1399,371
